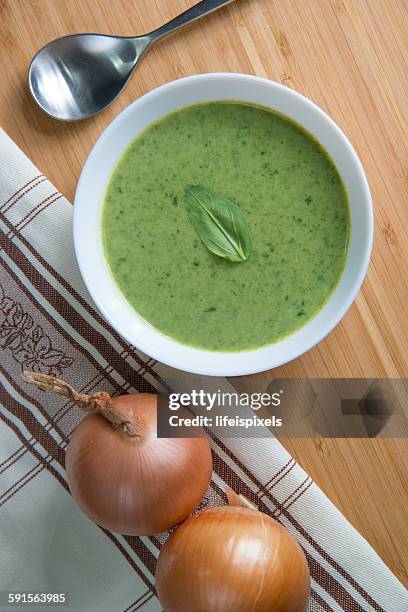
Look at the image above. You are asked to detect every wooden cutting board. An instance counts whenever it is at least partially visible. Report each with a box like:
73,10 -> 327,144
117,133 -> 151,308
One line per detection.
0,0 -> 407,586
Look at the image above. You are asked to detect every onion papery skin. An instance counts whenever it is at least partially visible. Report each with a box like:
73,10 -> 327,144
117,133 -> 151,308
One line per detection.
156,506 -> 310,612
66,394 -> 213,535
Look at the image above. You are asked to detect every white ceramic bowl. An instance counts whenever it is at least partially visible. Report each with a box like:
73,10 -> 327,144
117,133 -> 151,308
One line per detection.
74,73 -> 373,376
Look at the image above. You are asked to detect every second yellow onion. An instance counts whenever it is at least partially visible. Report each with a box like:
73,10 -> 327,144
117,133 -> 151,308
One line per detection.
156,506 -> 310,612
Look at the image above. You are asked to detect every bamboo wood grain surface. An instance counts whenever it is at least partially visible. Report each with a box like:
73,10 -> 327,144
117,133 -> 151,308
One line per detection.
0,0 -> 407,587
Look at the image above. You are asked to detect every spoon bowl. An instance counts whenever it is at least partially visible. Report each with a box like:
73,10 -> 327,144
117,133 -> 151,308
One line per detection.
29,34 -> 151,121
28,0 -> 235,121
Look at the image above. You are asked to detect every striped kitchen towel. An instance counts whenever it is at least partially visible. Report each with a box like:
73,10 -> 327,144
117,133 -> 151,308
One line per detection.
0,127 -> 407,612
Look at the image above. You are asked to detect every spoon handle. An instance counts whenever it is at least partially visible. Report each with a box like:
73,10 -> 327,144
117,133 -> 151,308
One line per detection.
148,0 -> 236,43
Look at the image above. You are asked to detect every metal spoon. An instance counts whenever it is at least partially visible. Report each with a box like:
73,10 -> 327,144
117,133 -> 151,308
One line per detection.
28,0 -> 235,121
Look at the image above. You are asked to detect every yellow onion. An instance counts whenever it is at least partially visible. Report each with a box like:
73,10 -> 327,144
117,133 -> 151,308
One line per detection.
156,506 -> 310,612
22,372 -> 212,535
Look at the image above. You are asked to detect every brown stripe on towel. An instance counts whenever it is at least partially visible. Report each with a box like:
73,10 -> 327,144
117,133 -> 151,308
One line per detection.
1,175 -> 45,214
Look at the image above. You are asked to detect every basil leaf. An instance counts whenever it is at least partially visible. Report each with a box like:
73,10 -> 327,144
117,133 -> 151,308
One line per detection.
185,185 -> 251,262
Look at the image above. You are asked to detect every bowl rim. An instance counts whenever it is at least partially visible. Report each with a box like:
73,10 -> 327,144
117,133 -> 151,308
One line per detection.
73,72 -> 373,376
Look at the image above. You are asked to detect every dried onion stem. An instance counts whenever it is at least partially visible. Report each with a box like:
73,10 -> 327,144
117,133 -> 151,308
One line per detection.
22,371 -> 141,437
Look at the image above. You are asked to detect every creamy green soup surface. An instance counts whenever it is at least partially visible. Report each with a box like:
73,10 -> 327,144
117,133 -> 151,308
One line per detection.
102,102 -> 350,351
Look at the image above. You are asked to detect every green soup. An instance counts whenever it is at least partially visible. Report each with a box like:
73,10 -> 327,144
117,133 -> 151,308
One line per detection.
102,102 -> 350,351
